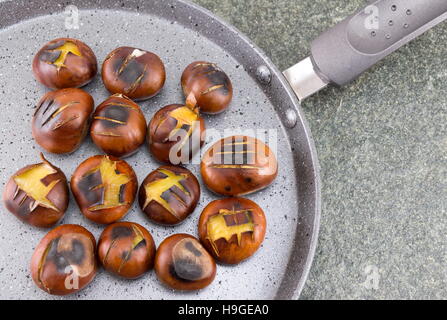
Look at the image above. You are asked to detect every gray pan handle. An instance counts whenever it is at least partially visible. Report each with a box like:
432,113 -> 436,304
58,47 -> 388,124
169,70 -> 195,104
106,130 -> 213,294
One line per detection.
311,0 -> 447,86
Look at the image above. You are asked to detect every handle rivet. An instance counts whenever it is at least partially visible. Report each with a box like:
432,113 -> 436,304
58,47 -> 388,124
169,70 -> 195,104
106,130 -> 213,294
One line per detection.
403,23 -> 409,29
391,5 -> 397,11
256,65 -> 272,84
371,31 -> 377,37
385,34 -> 391,39
388,20 -> 394,26
406,9 -> 412,15
284,108 -> 297,128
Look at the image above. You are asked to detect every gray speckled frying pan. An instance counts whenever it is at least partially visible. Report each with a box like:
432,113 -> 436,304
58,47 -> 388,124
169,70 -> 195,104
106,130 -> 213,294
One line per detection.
0,0 -> 445,300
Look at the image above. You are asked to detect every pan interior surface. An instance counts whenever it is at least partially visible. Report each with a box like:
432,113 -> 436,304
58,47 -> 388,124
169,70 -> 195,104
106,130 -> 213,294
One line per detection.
0,0 -> 319,300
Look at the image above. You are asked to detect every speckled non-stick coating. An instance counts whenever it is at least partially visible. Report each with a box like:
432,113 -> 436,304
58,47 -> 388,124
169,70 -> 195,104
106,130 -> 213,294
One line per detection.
0,0 -> 320,299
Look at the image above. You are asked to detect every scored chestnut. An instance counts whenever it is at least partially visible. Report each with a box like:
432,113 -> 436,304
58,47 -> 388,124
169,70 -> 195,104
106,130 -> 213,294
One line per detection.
97,222 -> 156,279
90,94 -> 146,158
30,224 -> 97,295
201,135 -> 278,196
3,153 -> 68,228
155,234 -> 216,290
32,38 -> 97,89
138,165 -> 200,226
102,46 -> 166,101
181,61 -> 233,114
198,197 -> 266,264
71,155 -> 138,224
148,97 -> 205,164
32,88 -> 94,154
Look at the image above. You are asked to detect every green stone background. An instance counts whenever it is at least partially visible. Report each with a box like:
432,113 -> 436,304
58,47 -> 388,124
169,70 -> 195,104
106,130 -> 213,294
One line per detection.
192,0 -> 447,299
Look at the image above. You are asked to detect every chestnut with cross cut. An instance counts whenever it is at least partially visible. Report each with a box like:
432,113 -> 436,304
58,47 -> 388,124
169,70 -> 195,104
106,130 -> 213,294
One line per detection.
30,224 -> 97,295
201,135 -> 278,196
97,222 -> 156,279
32,88 -> 94,154
181,61 -> 233,114
2,153 -> 68,228
147,96 -> 205,164
32,38 -> 97,89
70,155 -> 138,224
90,94 -> 147,158
102,46 -> 166,101
138,165 -> 200,226
198,197 -> 266,264
155,234 -> 216,290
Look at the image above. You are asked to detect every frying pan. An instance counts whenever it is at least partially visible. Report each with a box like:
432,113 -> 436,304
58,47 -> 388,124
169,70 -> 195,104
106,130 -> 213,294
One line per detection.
0,0 -> 445,300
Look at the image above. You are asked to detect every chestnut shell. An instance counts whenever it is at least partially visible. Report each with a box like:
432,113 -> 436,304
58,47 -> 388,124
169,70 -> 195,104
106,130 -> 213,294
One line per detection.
198,197 -> 266,264
155,234 -> 216,290
97,222 -> 156,279
138,165 -> 200,225
32,88 -> 94,154
181,61 -> 233,114
148,103 -> 205,164
32,38 -> 97,89
201,135 -> 278,196
70,155 -> 138,224
90,94 -> 147,158
102,46 -> 166,101
2,154 -> 69,228
30,224 -> 97,295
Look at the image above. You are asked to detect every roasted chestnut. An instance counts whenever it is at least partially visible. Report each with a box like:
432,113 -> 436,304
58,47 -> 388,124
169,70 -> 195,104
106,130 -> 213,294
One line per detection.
30,224 -> 97,295
32,38 -> 97,89
71,155 -> 138,224
201,135 -> 278,196
198,197 -> 266,264
155,234 -> 216,290
3,153 -> 68,228
32,88 -> 94,154
90,94 -> 146,158
97,222 -> 156,279
138,165 -> 200,225
181,61 -> 233,114
148,99 -> 205,164
102,46 -> 166,101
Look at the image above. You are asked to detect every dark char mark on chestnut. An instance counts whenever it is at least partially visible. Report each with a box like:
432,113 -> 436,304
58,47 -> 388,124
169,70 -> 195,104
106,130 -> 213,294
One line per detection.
46,238 -> 86,273
44,40 -> 67,50
39,51 -> 61,64
114,58 -> 146,86
98,105 -> 129,128
78,170 -> 104,207
185,241 -> 202,257
170,259 -> 203,282
111,226 -> 133,239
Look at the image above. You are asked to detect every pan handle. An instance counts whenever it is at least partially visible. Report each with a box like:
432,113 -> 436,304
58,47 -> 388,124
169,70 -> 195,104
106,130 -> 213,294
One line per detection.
283,0 -> 447,100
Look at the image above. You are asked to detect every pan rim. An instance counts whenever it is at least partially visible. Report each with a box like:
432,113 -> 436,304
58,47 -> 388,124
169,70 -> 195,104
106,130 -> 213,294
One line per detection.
0,0 -> 321,300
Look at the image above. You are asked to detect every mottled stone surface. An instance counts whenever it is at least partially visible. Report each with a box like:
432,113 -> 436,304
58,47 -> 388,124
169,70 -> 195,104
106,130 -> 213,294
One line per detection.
192,0 -> 447,299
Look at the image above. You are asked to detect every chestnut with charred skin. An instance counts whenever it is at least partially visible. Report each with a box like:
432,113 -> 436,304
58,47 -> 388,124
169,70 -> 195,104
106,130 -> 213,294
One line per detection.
155,234 -> 216,290
201,135 -> 278,196
102,46 -> 166,101
32,38 -> 97,89
3,153 -> 69,228
32,88 -> 94,154
30,224 -> 97,295
71,155 -> 138,224
138,165 -> 200,226
90,94 -> 147,158
148,99 -> 205,164
181,61 -> 233,114
198,197 -> 266,264
97,222 -> 156,279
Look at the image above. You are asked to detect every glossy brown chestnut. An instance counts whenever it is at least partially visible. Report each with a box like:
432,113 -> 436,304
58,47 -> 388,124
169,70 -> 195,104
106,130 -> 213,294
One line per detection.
30,224 -> 97,295
201,135 -> 278,196
102,46 -> 166,101
155,234 -> 216,290
90,94 -> 147,158
138,165 -> 200,225
2,153 -> 69,228
181,61 -> 233,114
198,197 -> 266,264
148,99 -> 205,164
71,155 -> 138,224
32,88 -> 94,154
32,38 -> 97,89
97,222 -> 156,279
